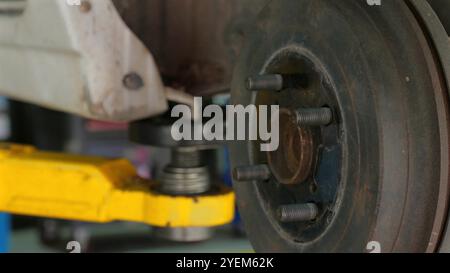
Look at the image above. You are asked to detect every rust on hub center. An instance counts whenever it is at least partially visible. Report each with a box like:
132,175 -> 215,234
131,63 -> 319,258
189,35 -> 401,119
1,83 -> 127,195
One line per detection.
267,108 -> 315,185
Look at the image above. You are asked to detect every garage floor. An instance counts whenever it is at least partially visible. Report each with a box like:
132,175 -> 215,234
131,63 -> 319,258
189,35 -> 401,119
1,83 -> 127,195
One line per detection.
9,222 -> 253,253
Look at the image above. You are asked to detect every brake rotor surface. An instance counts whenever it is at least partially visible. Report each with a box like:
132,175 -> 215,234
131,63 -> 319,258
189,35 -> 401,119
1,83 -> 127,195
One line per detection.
230,0 -> 450,252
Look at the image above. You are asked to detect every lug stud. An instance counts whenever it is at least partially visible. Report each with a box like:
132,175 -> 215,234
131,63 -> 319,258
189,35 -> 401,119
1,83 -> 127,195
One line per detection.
277,203 -> 319,223
246,74 -> 283,91
233,164 -> 271,181
294,107 -> 333,126
246,74 -> 308,91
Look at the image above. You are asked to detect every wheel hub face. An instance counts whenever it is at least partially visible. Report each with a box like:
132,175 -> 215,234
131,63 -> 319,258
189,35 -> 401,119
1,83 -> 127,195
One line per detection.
252,48 -> 344,243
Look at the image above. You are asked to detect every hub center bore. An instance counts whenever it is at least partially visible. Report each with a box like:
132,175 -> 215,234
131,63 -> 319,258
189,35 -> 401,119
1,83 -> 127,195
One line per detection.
267,108 -> 315,185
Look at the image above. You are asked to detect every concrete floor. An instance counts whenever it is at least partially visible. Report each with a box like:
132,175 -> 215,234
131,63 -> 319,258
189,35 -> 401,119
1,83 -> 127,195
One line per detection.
9,222 -> 253,253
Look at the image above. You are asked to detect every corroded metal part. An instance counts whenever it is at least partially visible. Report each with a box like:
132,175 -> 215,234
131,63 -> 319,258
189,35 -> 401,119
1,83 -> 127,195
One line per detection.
113,0 -> 269,95
267,108 -> 315,185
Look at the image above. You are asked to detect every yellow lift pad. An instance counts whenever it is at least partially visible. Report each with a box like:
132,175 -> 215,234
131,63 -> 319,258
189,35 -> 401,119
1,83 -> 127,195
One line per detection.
0,144 -> 235,228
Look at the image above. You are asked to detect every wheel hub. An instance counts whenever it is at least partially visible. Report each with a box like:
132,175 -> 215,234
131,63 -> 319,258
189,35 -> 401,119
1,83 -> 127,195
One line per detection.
234,47 -> 344,243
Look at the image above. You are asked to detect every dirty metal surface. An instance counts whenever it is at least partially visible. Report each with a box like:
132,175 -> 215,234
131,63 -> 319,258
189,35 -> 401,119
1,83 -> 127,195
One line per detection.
409,0 -> 450,252
267,108 -> 315,185
113,0 -> 269,95
230,0 -> 449,252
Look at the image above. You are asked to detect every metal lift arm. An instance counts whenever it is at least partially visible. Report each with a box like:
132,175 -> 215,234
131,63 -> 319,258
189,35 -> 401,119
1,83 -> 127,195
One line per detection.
0,144 -> 235,228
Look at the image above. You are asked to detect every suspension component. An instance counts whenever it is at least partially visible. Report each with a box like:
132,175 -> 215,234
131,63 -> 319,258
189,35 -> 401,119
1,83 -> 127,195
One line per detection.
155,147 -> 215,242
160,148 -> 210,195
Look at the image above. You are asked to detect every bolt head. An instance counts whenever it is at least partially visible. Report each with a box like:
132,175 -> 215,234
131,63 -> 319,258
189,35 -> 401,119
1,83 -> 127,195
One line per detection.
123,73 -> 145,91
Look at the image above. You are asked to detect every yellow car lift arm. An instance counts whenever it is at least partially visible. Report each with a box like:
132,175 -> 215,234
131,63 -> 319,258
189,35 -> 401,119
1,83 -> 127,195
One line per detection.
0,144 -> 234,228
